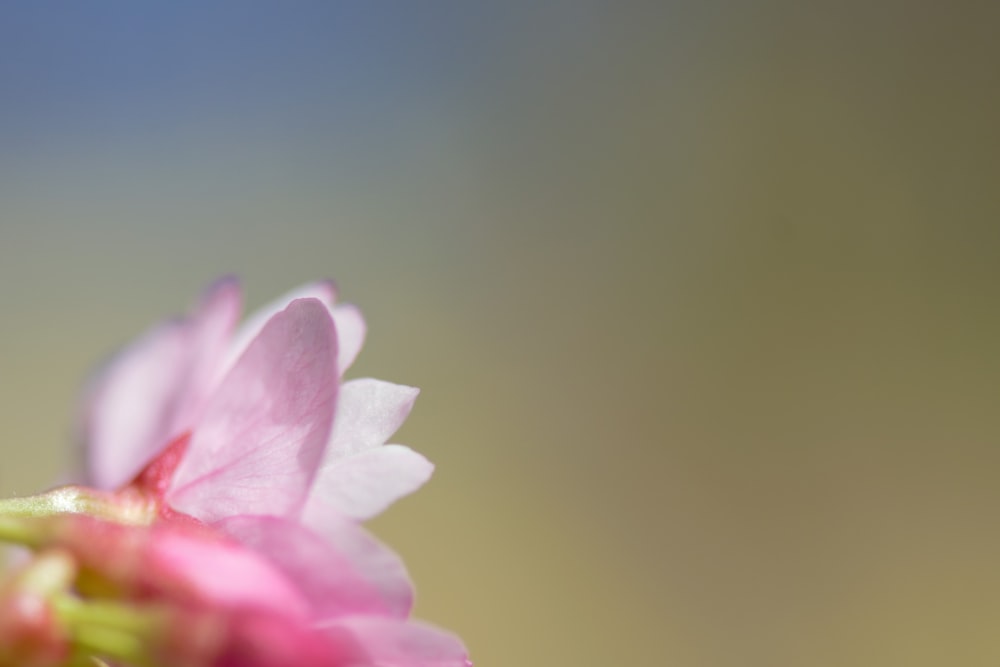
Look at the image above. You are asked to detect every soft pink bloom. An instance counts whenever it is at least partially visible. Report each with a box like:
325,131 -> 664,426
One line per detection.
81,279 -> 434,527
75,278 -> 467,666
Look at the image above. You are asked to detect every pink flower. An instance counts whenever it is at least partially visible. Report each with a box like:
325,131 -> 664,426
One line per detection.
69,278 -> 468,666
82,278 -> 434,527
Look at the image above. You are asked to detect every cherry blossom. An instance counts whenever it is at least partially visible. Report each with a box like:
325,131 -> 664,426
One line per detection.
0,278 -> 468,666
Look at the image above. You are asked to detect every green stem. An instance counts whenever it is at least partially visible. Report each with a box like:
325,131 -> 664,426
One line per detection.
54,597 -> 167,667
55,598 -> 163,635
72,625 -> 153,667
0,487 -> 99,518
0,516 -> 41,547
53,596 -> 164,634
0,486 -> 157,527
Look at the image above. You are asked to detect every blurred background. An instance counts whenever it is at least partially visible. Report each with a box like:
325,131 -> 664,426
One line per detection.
1,2 -> 1000,665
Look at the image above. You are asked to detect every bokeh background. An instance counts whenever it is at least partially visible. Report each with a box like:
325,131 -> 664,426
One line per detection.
2,2 -> 1000,665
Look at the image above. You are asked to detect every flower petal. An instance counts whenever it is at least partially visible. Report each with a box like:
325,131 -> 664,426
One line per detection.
303,445 -> 434,522
167,298 -> 338,522
218,281 -> 336,381
323,617 -> 471,667
148,526 -> 310,619
302,511 -> 414,618
217,515 -> 414,621
52,516 -> 310,620
331,303 -> 367,375
327,379 -> 419,459
82,278 -> 242,490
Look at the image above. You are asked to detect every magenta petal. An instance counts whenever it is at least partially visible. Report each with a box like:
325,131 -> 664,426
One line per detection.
167,298 -> 338,522
52,516 -> 310,620
331,303 -> 367,375
219,281 -> 336,381
324,617 -> 471,667
304,445 -> 434,522
328,379 -> 419,458
150,528 -> 310,619
217,515 -> 414,620
82,278 -> 242,490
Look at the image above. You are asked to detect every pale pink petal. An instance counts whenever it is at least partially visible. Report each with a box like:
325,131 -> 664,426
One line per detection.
82,278 -> 242,490
167,298 -> 338,522
303,510 -> 413,617
328,379 -> 419,458
323,617 -> 471,667
173,278 -> 246,429
217,515 -> 413,620
83,320 -> 187,489
303,445 -> 434,521
218,281 -> 336,381
331,303 -> 367,375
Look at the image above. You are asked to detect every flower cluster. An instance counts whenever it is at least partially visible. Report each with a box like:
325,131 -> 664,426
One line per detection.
0,279 -> 469,667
